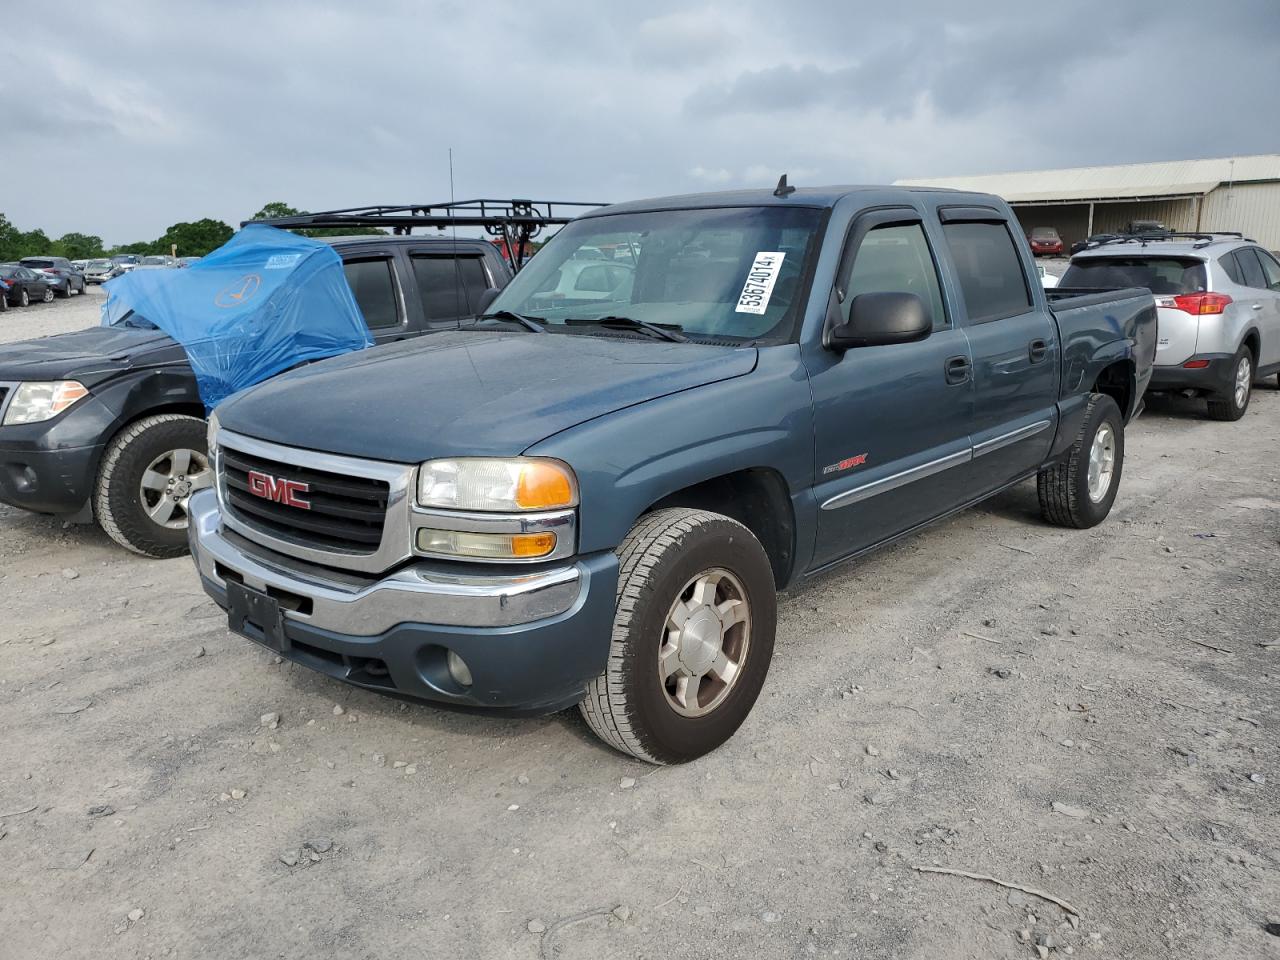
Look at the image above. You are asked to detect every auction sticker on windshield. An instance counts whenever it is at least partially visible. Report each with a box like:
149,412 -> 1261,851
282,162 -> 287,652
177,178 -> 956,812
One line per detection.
735,252 -> 785,315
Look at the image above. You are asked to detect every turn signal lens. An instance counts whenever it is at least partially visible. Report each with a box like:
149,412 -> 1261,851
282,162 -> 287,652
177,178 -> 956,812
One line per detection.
515,463 -> 574,510
416,528 -> 558,560
417,458 -> 577,512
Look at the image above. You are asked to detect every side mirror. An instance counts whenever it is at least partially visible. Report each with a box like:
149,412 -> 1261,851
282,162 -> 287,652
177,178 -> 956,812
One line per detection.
475,287 -> 501,315
826,291 -> 932,351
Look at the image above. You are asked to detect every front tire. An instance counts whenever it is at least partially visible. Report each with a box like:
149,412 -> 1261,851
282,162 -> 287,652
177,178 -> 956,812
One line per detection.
41,287 -> 54,303
579,508 -> 777,764
94,414 -> 212,558
1206,346 -> 1252,421
1038,393 -> 1124,529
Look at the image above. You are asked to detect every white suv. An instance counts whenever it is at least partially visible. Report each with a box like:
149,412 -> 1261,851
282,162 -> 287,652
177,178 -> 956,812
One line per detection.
1061,235 -> 1280,420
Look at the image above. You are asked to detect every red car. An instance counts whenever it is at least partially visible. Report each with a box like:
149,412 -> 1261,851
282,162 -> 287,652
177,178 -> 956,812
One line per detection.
1028,227 -> 1064,257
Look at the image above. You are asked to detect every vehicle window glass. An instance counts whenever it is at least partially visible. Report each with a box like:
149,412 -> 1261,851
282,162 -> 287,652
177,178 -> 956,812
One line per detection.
1060,257 -> 1207,295
1255,249 -> 1280,290
1234,247 -> 1269,289
941,221 -> 1032,322
1219,254 -> 1243,284
412,256 -> 490,322
342,258 -> 400,329
842,223 -> 947,329
485,206 -> 824,343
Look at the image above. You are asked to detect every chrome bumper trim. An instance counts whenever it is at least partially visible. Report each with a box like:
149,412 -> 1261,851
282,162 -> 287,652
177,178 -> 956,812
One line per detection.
190,489 -> 584,634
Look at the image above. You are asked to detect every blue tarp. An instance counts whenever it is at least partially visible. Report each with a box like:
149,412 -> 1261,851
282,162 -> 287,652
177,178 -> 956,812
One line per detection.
102,225 -> 373,410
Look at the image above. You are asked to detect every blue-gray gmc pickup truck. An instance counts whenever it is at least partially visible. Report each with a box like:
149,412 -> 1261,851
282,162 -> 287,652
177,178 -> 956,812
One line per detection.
188,185 -> 1157,763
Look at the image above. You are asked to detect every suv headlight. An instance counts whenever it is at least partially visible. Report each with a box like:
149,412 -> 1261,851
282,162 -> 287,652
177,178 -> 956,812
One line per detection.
417,458 -> 577,512
2,380 -> 89,425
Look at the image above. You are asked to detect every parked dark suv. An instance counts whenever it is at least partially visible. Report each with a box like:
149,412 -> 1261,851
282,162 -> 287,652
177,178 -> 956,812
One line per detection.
19,256 -> 87,297
0,235 -> 512,557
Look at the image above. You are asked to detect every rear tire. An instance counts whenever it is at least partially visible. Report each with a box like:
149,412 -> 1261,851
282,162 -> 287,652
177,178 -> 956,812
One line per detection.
579,508 -> 777,764
40,287 -> 53,303
56,282 -> 71,299
94,414 -> 211,559
1206,346 -> 1252,421
18,288 -> 29,307
1038,393 -> 1124,529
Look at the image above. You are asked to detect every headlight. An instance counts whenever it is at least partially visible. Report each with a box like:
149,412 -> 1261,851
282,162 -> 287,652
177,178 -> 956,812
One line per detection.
417,458 -> 577,512
206,412 -> 220,453
2,380 -> 89,425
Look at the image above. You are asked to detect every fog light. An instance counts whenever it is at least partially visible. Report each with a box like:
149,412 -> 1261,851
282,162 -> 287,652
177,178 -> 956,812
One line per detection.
447,650 -> 473,688
416,528 -> 557,559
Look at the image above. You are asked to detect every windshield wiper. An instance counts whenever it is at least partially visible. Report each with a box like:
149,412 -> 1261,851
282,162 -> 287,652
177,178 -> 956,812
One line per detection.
564,316 -> 687,343
475,310 -> 547,333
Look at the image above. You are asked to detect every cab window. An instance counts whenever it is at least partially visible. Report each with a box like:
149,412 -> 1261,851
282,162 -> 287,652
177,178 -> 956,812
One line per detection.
942,221 -> 1032,323
842,223 -> 947,329
342,258 -> 401,329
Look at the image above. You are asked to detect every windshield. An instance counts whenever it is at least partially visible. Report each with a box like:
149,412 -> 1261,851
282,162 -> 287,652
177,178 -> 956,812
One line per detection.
88,260 -> 112,269
113,255 -> 140,264
141,256 -> 169,265
487,205 -> 824,342
1061,256 -> 1206,295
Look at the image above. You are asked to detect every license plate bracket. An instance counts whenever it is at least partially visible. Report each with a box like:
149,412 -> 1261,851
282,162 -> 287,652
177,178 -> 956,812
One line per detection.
226,580 -> 289,653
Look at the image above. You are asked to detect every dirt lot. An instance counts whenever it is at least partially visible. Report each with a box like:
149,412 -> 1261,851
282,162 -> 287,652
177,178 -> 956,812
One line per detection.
1,292 -> 1278,959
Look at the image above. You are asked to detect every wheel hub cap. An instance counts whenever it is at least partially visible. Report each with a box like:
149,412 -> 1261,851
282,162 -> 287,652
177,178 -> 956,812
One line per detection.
1086,422 -> 1116,504
659,567 -> 751,718
139,448 -> 212,530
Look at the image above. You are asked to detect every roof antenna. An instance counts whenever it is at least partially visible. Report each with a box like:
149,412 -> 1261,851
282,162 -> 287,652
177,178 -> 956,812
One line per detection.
773,174 -> 796,198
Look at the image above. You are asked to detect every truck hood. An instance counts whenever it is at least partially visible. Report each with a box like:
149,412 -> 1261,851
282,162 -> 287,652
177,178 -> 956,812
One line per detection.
0,326 -> 185,384
216,330 -> 759,463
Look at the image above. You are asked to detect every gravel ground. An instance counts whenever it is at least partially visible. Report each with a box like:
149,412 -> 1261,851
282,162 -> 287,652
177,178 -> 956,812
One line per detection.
1,291 -> 1278,959
0,283 -> 107,345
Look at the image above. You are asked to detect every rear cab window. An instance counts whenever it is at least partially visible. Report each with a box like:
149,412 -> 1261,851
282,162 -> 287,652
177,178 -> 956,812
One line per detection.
1061,257 -> 1207,295
342,258 -> 402,330
941,221 -> 1032,322
411,255 -> 491,322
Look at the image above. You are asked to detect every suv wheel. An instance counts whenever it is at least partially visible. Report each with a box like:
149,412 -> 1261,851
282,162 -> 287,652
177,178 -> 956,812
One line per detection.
1037,392 -> 1124,529
579,508 -> 776,764
41,287 -> 54,303
95,414 -> 212,558
1206,346 -> 1252,421
18,288 -> 29,307
56,280 -> 71,299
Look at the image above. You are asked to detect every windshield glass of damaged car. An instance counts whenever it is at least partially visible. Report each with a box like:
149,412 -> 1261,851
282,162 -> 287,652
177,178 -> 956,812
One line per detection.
487,206 -> 823,341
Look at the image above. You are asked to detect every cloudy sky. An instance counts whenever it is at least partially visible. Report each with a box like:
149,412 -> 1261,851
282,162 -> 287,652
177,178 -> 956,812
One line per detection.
5,0 -> 1278,244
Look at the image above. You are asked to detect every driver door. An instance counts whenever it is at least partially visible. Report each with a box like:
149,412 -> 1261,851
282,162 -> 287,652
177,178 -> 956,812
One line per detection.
804,209 -> 974,569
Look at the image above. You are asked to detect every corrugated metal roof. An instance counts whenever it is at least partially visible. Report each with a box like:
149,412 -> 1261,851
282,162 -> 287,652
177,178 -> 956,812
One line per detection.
896,154 -> 1280,203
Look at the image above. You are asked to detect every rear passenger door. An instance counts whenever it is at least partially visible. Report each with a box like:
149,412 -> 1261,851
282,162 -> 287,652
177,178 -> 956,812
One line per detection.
938,209 -> 1058,494
807,208 -> 975,568
342,253 -> 409,344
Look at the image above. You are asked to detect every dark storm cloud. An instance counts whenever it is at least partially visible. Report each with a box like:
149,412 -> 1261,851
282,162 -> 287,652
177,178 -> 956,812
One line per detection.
1,0 -> 1276,244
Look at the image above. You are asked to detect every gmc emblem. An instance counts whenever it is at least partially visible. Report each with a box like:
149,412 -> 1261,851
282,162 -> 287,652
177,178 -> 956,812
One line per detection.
246,470 -> 311,510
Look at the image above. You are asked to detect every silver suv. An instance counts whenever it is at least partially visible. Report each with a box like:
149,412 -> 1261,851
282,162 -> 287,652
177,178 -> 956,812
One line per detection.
1061,235 -> 1280,420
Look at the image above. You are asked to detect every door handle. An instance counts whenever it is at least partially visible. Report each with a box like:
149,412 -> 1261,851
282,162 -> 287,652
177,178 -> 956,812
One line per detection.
945,355 -> 970,385
1252,304 -> 1264,311
1028,338 -> 1048,363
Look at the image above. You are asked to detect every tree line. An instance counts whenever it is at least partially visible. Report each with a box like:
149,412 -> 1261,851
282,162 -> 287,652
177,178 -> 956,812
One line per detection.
0,203 -> 382,263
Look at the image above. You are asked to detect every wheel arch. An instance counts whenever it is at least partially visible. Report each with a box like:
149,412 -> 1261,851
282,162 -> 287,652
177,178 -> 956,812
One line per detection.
641,467 -> 797,588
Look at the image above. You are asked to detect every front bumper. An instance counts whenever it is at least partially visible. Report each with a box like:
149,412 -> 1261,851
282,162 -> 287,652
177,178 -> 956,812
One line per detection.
188,489 -> 618,713
0,394 -> 114,515
1147,353 -> 1236,395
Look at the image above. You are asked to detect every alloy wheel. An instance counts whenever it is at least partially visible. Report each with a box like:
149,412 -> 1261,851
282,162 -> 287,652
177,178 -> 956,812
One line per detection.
1087,422 -> 1116,503
1234,355 -> 1252,409
659,567 -> 751,718
138,447 -> 213,529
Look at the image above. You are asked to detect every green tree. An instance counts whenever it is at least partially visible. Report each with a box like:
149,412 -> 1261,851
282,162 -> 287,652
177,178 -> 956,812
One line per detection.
54,232 -> 105,260
0,213 -> 20,262
155,218 -> 235,257
248,201 -> 384,238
